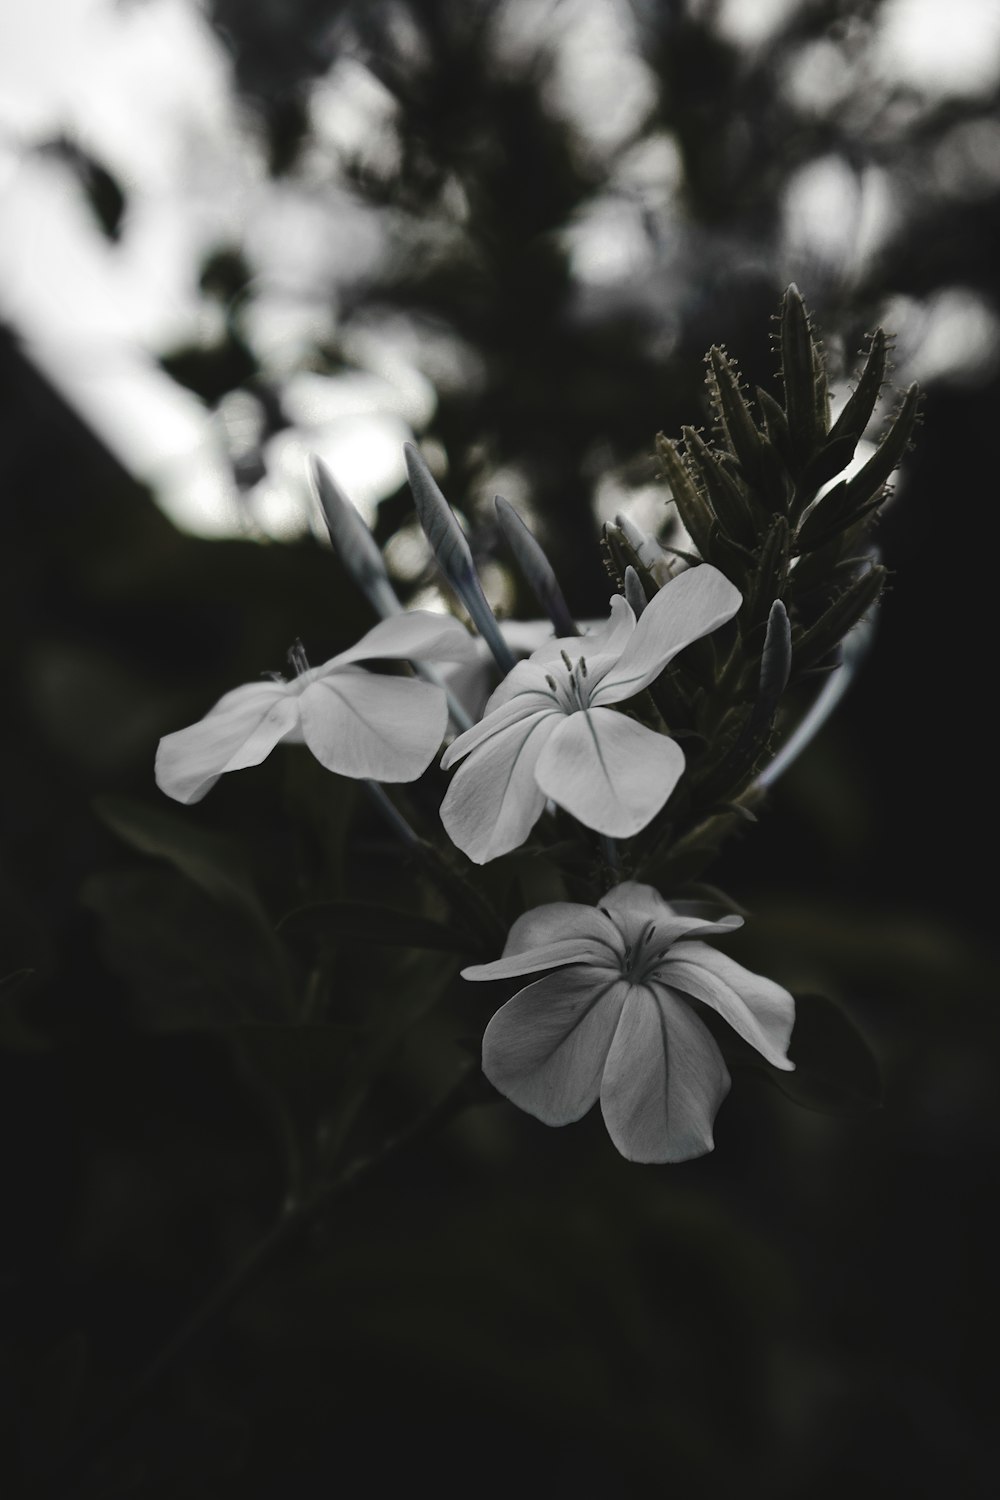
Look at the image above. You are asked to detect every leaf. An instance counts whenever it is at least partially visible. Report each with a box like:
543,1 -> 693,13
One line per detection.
277,900 -> 480,955
226,1021 -> 357,1132
755,991 -> 882,1116
94,794 -> 268,925
81,867 -> 289,1029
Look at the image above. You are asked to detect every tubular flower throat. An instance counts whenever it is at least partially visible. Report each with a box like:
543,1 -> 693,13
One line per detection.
462,881 -> 795,1164
439,564 -> 742,863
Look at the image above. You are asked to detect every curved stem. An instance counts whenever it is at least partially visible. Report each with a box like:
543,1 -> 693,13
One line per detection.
37,1061 -> 478,1497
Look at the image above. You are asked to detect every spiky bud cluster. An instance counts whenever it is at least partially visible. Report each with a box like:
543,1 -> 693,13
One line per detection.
604,286 -> 920,886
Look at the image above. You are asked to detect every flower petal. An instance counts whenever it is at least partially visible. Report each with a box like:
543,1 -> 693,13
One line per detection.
329,610 -> 477,669
660,942 -> 795,1070
598,880 -> 744,949
482,969 -> 629,1125
535,709 -> 685,837
593,565 -> 742,705
440,679 -> 557,769
155,682 -> 300,805
504,901 -> 624,960
529,594 -> 636,666
463,939 -> 620,983
463,901 -> 625,981
600,986 -> 730,1163
298,668 -> 447,781
439,709 -> 558,863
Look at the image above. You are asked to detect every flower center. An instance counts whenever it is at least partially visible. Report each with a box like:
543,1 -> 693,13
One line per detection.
287,639 -> 311,676
544,650 -> 593,714
619,919 -> 668,984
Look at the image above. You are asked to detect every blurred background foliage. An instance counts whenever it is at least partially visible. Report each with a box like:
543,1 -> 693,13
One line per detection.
2,0 -> 999,1495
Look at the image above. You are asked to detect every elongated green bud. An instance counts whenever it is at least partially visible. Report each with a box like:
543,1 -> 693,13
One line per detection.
836,383 -> 921,511
759,607 -> 876,789
793,562 -> 886,672
308,455 -> 401,619
495,495 -> 578,636
404,443 -> 517,672
707,346 -> 766,483
779,284 -> 822,467
623,564 -> 646,619
309,454 -> 474,732
745,513 -> 790,630
756,599 -> 792,723
682,425 -> 758,548
826,328 -> 888,449
655,433 -> 715,558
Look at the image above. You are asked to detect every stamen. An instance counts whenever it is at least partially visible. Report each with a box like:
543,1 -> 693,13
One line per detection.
579,656 -> 588,678
545,673 -> 558,691
560,649 -> 573,672
287,638 -> 311,676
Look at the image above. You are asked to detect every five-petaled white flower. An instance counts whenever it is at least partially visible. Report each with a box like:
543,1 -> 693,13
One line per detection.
463,881 -> 795,1164
155,611 -> 477,804
439,564 -> 742,863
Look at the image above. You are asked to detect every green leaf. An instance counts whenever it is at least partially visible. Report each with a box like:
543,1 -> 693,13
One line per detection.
81,867 -> 289,1029
226,1020 -> 357,1133
753,991 -> 882,1116
94,793 -> 268,925
278,899 -> 481,955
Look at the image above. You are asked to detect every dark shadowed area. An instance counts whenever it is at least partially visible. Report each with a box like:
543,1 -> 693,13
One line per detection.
2,2 -> 998,1496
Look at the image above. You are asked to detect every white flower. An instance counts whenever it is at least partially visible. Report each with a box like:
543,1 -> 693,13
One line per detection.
462,881 -> 795,1164
155,612 -> 477,804
439,564 -> 742,863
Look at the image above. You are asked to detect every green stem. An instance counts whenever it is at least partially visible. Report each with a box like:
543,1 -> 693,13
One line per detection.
363,781 -> 505,951
37,1061 -> 479,1497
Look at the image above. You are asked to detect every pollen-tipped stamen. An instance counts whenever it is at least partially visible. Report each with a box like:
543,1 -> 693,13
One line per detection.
288,639 -> 310,676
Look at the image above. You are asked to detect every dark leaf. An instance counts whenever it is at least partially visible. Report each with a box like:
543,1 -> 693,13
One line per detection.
278,899 -> 480,955
751,991 -> 882,1116
94,793 -> 269,925
81,867 -> 289,1029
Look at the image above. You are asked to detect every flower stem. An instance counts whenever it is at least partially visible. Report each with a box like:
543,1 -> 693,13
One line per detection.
38,1060 -> 479,1496
362,781 -> 505,950
363,779 -> 421,846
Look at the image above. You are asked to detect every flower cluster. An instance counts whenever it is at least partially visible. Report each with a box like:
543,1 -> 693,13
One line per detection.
154,289 -> 908,1164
